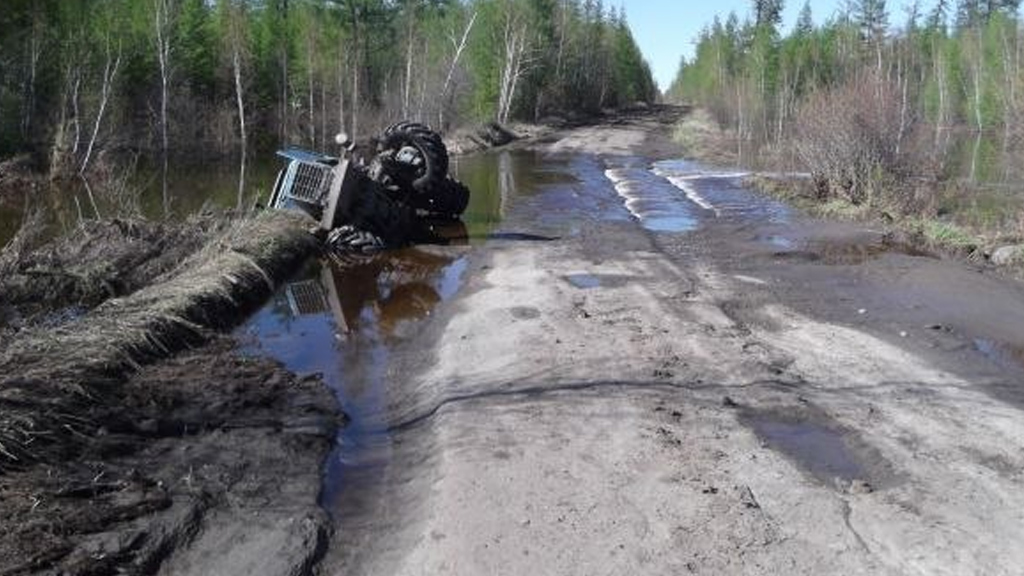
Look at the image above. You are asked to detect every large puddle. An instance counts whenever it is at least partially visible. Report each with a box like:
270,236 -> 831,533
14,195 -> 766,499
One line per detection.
236,248 -> 468,512
740,408 -> 893,490
744,414 -> 867,485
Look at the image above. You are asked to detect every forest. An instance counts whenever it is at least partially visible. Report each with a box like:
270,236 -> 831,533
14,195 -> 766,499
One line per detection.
0,0 -> 656,173
668,0 -> 1024,235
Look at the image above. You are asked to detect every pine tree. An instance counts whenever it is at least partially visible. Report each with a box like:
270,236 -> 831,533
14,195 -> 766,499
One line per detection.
753,0 -> 784,29
851,0 -> 889,40
795,1 -> 814,37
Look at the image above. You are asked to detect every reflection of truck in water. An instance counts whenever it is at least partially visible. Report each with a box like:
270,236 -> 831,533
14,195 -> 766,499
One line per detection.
281,248 -> 458,338
268,122 -> 470,252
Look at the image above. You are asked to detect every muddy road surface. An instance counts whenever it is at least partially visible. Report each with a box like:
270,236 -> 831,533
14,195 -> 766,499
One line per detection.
7,107 -> 1024,575
234,108 -> 1024,575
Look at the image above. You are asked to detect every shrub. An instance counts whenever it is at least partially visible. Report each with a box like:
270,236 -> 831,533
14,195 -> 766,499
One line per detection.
792,72 -> 924,211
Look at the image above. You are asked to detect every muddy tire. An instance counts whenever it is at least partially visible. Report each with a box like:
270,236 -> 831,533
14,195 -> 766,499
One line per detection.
407,176 -> 470,218
379,121 -> 449,194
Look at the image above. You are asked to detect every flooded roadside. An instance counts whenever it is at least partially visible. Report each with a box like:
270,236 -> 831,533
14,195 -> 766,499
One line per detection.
0,158 -> 281,248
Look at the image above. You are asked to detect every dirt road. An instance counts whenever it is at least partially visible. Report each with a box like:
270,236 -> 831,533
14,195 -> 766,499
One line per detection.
5,108 -> 1024,575
314,108 -> 1024,575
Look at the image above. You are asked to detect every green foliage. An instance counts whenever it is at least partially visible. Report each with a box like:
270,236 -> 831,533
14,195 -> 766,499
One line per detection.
0,0 -> 656,158
178,0 -> 217,96
669,0 -> 1024,191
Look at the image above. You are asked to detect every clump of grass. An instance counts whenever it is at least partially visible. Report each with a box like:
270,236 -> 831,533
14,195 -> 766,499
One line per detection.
817,198 -> 872,220
746,174 -> 872,221
673,109 -> 716,150
910,219 -> 980,253
673,108 -> 737,165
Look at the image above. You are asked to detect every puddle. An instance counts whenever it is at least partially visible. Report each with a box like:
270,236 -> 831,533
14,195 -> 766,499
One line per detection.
457,151 -> 631,237
566,274 -> 602,289
756,235 -> 797,250
604,158 -> 701,232
563,273 -> 632,290
601,158 -> 799,233
742,411 -> 881,488
235,248 -> 469,513
974,339 -> 1024,371
652,159 -> 793,226
804,240 -> 932,265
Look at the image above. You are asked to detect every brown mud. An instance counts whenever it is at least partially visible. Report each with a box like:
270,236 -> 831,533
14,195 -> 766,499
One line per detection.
1,217 -> 234,333
0,339 -> 336,575
0,211 -> 335,574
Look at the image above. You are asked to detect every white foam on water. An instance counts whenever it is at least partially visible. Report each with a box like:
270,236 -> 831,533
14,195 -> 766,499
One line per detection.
603,165 -> 702,231
649,166 -> 726,215
604,168 -> 632,182
605,168 -> 650,222
655,171 -> 751,181
665,176 -> 718,214
651,164 -> 750,180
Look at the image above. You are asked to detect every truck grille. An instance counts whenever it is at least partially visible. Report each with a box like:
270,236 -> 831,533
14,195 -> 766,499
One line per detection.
285,280 -> 329,316
282,161 -> 333,206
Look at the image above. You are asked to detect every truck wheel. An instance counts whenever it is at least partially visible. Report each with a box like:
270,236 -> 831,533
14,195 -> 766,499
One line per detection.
409,176 -> 470,218
379,121 -> 449,194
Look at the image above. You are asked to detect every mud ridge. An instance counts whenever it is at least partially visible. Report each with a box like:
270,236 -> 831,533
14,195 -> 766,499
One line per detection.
0,210 -> 339,576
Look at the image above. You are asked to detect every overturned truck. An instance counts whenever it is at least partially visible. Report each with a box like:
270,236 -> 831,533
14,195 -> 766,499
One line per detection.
268,121 -> 470,252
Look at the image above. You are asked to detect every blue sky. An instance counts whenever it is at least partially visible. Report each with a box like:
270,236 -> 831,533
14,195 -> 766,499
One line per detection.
617,0 -> 918,91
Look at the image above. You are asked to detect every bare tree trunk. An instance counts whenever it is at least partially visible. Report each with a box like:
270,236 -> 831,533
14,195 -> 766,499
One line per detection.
50,65 -> 71,175
22,20 -> 42,139
351,56 -> 360,140
416,38 -> 429,121
70,69 -> 82,156
154,0 -> 172,216
278,1 -> 290,143
78,174 -> 101,220
307,25 -> 316,147
1000,24 -> 1016,181
970,36 -> 984,183
896,74 -> 909,156
280,51 -> 289,141
736,84 -> 744,161
233,44 -> 247,210
337,58 -> 346,133
350,6 -> 360,140
321,73 -> 327,149
403,20 -> 414,119
439,11 -> 477,130
80,40 -> 121,175
498,10 -> 532,125
933,42 -> 947,152
555,0 -> 569,81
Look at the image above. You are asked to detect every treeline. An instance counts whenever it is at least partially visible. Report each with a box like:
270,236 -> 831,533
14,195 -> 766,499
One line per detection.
668,0 -> 1024,220
0,0 -> 656,172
